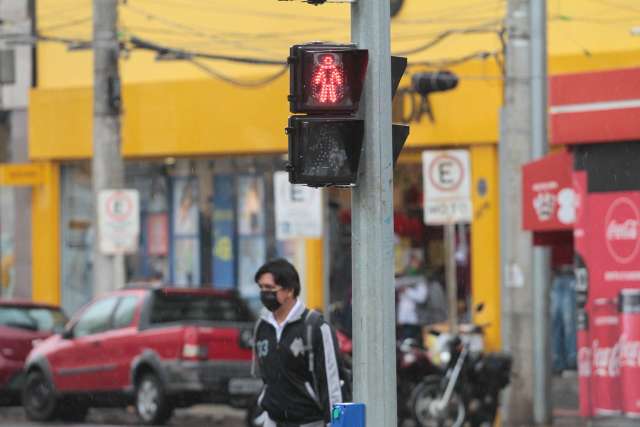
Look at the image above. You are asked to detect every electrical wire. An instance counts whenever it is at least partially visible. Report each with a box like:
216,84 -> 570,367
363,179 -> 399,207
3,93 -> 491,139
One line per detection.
128,0 -> 347,24
129,35 -> 286,65
38,16 -> 92,33
189,59 -> 288,87
121,2 -> 304,54
394,23 -> 504,56
408,50 -> 499,68
395,0 -> 506,25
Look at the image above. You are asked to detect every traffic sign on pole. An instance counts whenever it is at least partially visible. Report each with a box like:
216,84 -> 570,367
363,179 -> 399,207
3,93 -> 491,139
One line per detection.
422,149 -> 472,225
98,189 -> 140,254
274,171 -> 323,240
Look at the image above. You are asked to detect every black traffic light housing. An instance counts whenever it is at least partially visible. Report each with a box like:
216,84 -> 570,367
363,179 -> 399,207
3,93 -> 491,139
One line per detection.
411,71 -> 459,96
287,43 -> 368,187
410,70 -> 459,122
286,43 -> 409,187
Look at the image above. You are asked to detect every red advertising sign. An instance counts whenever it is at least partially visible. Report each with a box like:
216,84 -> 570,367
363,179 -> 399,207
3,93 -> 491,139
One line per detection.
522,150 -> 575,231
550,67 -> 640,145
587,191 -> 640,301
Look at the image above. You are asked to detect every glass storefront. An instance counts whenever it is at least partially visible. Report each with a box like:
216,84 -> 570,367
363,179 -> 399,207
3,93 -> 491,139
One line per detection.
59,156 -> 287,315
326,155 -> 474,323
0,186 -> 15,298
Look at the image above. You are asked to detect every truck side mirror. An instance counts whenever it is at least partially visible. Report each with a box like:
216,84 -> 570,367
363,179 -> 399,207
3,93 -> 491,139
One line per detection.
61,327 -> 74,340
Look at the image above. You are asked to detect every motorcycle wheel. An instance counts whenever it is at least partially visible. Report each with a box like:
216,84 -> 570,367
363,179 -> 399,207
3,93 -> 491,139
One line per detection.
411,377 -> 465,427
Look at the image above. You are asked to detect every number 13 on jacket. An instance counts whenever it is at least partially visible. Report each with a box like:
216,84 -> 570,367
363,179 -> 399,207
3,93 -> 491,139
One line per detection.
331,403 -> 365,427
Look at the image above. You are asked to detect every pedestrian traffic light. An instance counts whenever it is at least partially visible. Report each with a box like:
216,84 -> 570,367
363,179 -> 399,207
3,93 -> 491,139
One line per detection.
287,43 -> 368,187
289,43 -> 368,114
286,44 -> 410,187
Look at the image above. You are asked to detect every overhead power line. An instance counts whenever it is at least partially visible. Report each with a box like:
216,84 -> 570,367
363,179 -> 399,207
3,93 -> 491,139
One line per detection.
394,21 -> 504,56
189,59 -> 288,87
129,35 -> 286,65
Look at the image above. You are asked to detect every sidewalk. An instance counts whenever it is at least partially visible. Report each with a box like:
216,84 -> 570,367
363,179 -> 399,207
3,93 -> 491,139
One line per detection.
551,373 -> 639,427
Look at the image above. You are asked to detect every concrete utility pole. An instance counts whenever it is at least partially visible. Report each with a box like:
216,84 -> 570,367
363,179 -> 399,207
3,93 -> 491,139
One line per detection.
351,0 -> 397,426
501,0 -> 550,424
92,0 -> 125,296
530,0 -> 551,423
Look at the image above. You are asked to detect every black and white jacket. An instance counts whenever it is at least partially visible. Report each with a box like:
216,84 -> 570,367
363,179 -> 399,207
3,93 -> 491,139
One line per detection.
253,301 -> 344,425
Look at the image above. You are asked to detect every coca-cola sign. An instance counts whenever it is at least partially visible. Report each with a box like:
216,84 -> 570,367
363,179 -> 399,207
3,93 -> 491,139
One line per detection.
592,338 -> 621,378
620,334 -> 640,368
578,346 -> 592,377
605,197 -> 640,264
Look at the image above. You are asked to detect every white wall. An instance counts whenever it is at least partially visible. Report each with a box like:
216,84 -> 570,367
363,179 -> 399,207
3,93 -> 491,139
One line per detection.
0,0 -> 31,110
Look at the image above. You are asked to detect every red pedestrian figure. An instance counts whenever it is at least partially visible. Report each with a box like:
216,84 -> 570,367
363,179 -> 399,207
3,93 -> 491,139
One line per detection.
311,54 -> 345,104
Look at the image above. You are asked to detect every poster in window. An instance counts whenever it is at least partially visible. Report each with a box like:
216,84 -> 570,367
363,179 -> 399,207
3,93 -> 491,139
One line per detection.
173,176 -> 199,236
237,176 -> 264,236
173,237 -> 201,287
212,175 -> 236,289
147,212 -> 169,256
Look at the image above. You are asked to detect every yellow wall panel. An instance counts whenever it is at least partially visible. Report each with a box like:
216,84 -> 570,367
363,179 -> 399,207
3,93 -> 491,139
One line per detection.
470,144 -> 501,351
305,239 -> 324,311
29,87 -> 92,160
31,162 -> 60,305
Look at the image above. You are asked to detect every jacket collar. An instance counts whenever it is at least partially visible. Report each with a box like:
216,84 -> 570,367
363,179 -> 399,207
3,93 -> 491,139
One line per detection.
260,298 -> 306,325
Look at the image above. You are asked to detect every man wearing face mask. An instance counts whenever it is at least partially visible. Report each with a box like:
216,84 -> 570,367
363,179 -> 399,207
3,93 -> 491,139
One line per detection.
251,259 -> 347,427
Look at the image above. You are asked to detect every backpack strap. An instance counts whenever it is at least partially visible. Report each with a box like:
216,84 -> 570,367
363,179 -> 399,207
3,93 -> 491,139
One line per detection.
304,309 -> 323,408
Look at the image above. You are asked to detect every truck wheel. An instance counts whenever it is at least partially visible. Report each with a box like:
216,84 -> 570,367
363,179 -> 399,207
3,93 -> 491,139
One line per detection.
23,370 -> 59,422
135,373 -> 173,425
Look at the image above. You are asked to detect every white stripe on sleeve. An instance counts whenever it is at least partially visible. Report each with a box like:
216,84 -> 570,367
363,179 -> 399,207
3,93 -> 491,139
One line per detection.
320,323 -> 343,408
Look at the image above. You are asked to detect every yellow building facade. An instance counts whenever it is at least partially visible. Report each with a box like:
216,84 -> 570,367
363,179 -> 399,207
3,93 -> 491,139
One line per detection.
14,0 -> 640,350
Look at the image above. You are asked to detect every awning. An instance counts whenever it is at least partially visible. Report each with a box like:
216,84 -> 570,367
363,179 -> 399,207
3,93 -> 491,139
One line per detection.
522,150 -> 574,231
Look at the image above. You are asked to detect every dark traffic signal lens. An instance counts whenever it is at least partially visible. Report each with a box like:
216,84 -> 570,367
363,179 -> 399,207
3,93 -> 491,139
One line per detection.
287,116 -> 364,187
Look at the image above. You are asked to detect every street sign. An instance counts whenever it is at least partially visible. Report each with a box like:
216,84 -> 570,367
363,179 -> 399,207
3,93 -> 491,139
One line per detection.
98,189 -> 140,254
274,171 -> 322,239
0,163 -> 44,186
422,149 -> 472,224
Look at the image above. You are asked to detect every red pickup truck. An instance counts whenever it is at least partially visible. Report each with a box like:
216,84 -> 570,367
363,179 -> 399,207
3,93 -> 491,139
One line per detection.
23,287 -> 262,425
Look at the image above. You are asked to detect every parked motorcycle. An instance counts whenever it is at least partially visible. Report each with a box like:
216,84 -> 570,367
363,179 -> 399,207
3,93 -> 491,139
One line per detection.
410,304 -> 512,427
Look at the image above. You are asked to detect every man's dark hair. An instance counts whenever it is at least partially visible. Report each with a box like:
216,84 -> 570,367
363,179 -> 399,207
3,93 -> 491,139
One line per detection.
254,258 -> 301,297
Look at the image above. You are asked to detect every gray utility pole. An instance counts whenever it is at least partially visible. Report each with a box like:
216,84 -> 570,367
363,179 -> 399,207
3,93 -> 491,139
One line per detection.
92,0 -> 125,296
530,0 -> 551,424
500,0 -> 550,424
351,0 -> 397,426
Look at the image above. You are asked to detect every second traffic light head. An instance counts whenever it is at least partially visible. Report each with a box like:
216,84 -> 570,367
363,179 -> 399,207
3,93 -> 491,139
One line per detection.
289,43 -> 369,114
411,71 -> 459,97
286,116 -> 364,187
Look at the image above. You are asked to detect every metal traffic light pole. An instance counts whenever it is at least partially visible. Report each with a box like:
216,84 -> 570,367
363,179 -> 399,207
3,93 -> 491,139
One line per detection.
350,0 -> 398,426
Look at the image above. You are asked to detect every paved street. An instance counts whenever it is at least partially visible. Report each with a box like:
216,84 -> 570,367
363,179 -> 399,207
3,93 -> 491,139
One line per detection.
0,405 -> 246,427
